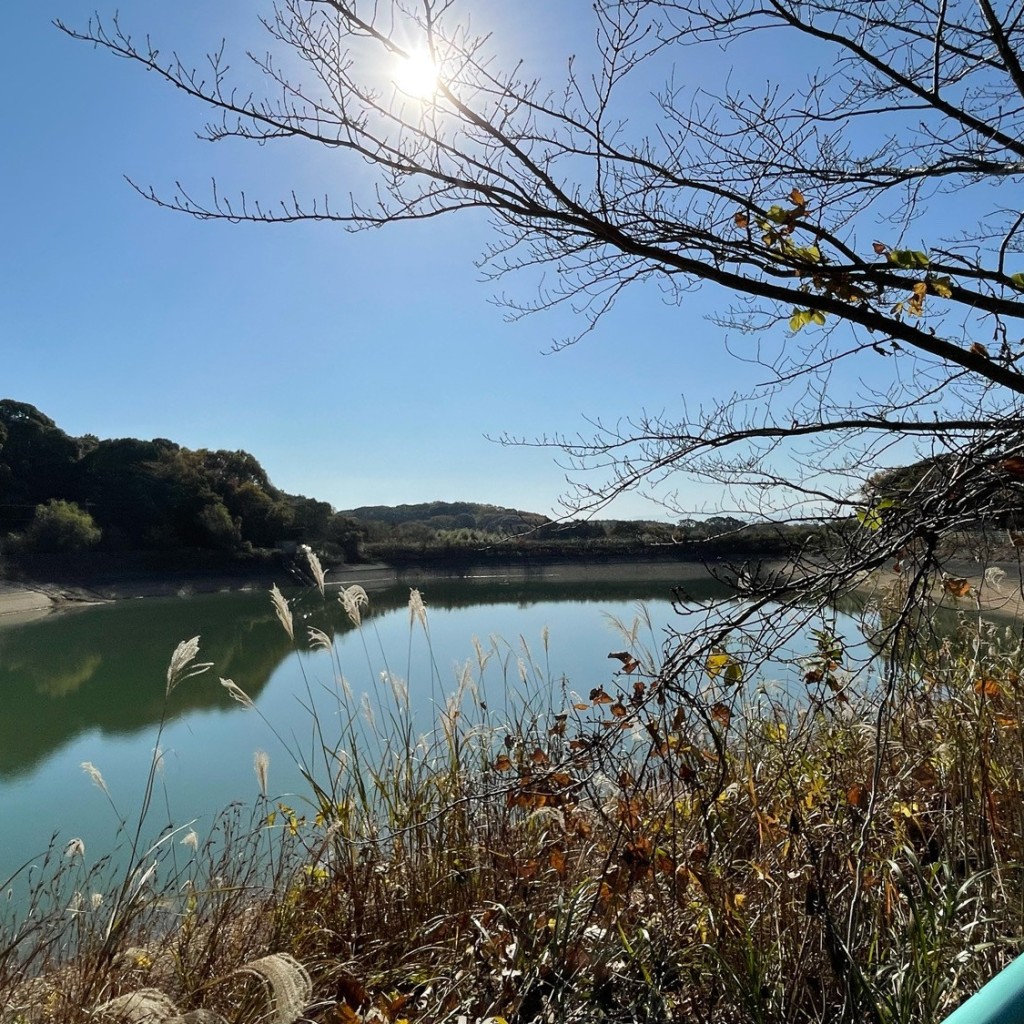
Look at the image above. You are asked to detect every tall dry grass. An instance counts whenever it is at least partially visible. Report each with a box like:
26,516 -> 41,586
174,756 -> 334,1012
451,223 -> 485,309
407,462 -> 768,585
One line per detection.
2,561 -> 1024,1022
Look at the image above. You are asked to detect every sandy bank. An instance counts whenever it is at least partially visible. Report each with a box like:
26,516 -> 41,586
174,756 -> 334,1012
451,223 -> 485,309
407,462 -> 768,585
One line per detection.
0,557 -> 734,625
5,554 -> 1019,627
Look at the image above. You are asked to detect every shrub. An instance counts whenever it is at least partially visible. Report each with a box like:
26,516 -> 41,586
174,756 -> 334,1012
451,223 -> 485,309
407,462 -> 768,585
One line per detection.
22,499 -> 101,553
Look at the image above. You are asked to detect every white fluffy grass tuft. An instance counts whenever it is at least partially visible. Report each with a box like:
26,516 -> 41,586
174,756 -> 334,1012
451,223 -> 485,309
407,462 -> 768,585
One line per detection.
94,988 -> 181,1023
233,953 -> 311,1024
220,677 -> 255,711
339,584 -> 369,627
254,749 -> 270,797
408,587 -> 427,630
165,637 -> 213,696
304,546 -> 326,596
270,585 -> 294,641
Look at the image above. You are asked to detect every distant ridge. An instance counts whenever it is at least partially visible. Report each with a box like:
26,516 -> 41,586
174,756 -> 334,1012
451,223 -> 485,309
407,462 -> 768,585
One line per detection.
339,501 -> 551,534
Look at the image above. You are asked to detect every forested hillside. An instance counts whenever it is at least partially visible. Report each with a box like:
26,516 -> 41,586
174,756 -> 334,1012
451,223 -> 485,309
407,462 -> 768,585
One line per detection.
0,400 -> 818,567
0,400 -> 360,558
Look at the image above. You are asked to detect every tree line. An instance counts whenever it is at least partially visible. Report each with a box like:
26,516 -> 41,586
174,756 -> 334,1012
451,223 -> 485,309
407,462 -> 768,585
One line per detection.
0,400 -> 819,566
0,400 -> 360,558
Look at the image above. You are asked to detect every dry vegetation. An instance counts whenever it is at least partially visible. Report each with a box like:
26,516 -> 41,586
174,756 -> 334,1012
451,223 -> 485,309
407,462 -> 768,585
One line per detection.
3,557 -> 1024,1024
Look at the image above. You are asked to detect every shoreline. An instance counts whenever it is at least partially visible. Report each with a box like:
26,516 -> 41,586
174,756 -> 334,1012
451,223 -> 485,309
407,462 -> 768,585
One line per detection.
3,553 -> 1022,626
0,557 -> 730,625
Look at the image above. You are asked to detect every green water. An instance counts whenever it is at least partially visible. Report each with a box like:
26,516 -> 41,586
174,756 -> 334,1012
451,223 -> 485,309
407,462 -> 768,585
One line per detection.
0,570 -> 850,888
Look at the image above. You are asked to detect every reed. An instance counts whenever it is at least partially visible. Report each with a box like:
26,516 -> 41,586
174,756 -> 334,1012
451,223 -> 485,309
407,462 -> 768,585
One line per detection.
2,567 -> 1024,1022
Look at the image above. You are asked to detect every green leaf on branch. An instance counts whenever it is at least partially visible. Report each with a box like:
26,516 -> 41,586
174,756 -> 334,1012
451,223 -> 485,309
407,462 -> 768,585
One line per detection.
1009,272 -> 1024,290
887,249 -> 930,269
855,498 -> 895,531
789,308 -> 827,331
928,275 -> 954,298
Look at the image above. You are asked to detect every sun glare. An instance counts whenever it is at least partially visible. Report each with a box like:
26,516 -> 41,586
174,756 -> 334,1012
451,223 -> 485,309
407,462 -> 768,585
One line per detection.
394,49 -> 440,99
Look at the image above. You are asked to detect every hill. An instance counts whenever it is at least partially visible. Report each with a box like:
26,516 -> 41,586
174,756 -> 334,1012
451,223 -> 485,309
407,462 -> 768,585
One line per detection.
340,501 -> 551,533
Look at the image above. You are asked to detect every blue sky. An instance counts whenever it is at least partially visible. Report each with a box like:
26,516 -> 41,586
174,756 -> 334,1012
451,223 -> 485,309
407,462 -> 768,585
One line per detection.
1,2 -> 847,521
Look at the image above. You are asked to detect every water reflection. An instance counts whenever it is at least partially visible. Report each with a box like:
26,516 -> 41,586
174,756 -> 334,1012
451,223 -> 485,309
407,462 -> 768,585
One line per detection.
0,574 -> 737,781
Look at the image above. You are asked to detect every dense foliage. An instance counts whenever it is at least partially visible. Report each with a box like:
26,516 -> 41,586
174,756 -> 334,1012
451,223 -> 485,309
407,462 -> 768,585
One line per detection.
0,400 -> 360,558
0,401 -> 817,568
349,502 -> 819,564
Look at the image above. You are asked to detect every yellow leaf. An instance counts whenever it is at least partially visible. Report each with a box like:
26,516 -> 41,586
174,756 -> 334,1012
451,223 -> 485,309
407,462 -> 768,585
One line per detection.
790,187 -> 806,206
706,651 -> 730,678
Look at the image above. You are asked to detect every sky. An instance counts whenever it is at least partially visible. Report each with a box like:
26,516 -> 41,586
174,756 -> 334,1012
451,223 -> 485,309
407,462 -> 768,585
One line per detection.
0,2 -> 884,521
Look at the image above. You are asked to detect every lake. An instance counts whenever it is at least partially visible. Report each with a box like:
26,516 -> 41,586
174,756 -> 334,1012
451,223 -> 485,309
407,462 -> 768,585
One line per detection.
0,568 -> 867,891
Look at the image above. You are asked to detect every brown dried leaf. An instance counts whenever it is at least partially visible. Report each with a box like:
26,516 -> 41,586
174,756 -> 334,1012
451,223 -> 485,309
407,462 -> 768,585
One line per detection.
847,784 -> 870,810
975,678 -> 1001,698
943,577 -> 972,598
711,703 -> 732,728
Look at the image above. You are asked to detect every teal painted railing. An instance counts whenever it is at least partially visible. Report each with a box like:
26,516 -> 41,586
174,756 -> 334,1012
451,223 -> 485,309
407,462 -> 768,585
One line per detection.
942,954 -> 1024,1023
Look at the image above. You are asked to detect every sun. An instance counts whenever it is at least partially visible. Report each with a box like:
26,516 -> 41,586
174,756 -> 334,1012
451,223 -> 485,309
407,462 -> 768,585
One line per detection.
394,49 -> 440,100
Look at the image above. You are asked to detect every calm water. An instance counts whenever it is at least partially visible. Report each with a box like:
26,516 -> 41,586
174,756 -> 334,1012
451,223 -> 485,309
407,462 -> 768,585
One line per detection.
0,571 -> 861,887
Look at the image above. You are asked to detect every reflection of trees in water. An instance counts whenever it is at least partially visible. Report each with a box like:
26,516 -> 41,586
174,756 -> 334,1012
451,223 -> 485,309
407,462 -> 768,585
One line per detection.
0,573 -> 737,780
0,592 -> 295,778
32,652 -> 103,698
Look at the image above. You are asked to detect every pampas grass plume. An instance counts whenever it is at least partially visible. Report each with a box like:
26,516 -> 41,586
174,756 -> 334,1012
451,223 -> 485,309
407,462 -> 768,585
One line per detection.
304,546 -> 326,596
234,953 -> 311,1024
94,988 -> 181,1023
339,584 -> 368,627
409,587 -> 427,630
81,760 -> 109,796
254,749 -> 270,797
307,626 -> 332,651
270,585 -> 294,641
165,636 -> 213,696
220,677 -> 255,710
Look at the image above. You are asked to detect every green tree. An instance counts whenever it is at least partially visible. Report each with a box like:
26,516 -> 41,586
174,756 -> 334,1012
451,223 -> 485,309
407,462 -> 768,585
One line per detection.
22,499 -> 102,554
0,401 -> 81,532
